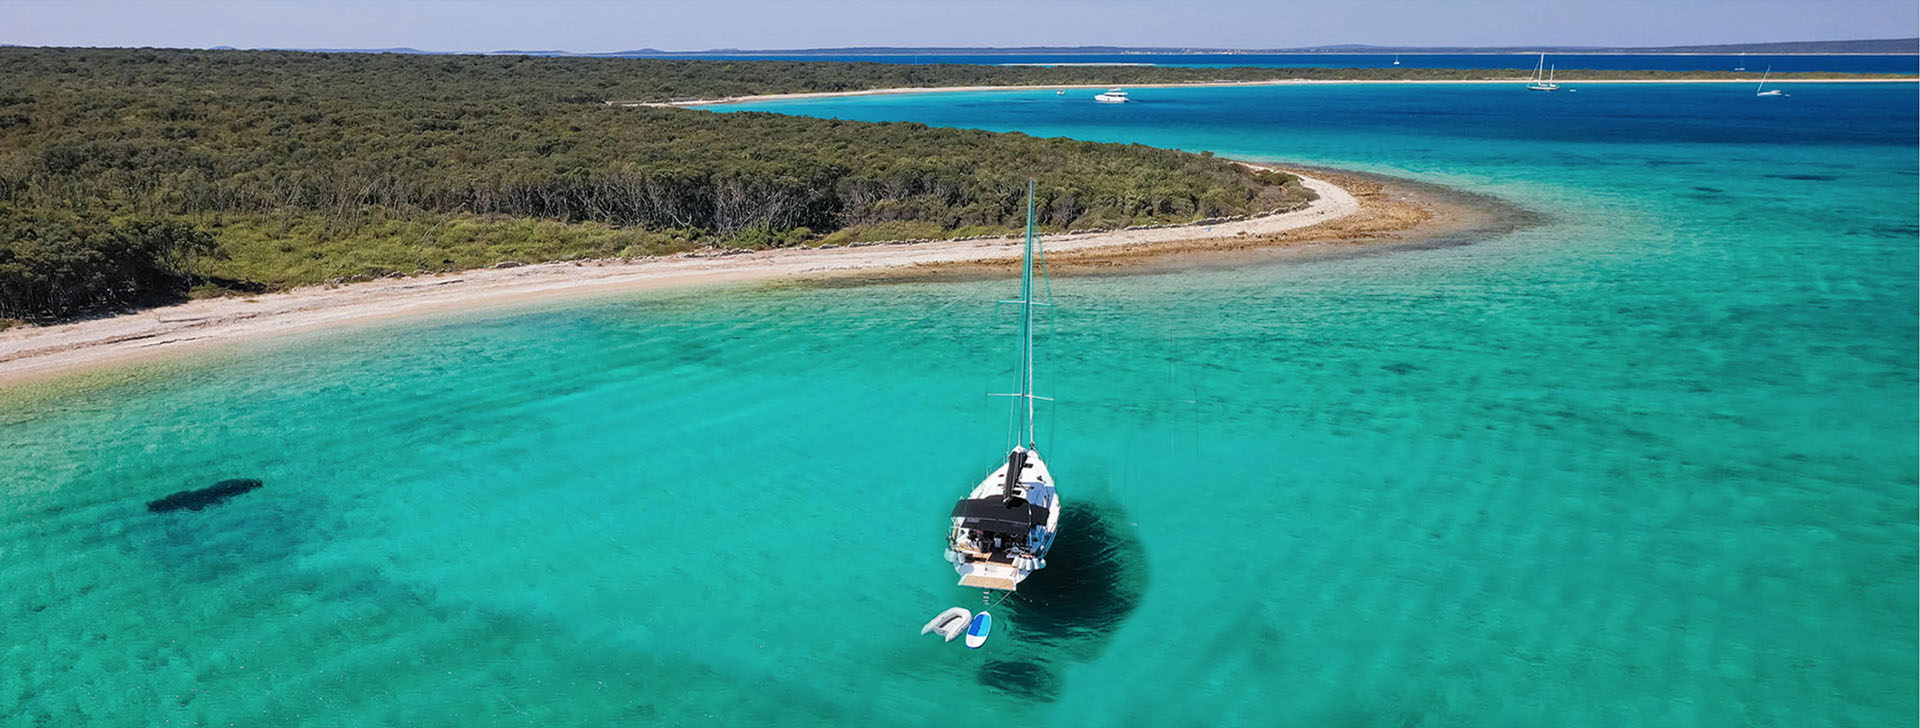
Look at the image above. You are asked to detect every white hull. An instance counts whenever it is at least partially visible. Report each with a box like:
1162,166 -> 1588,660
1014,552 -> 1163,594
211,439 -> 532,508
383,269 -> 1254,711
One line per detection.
945,448 -> 1060,591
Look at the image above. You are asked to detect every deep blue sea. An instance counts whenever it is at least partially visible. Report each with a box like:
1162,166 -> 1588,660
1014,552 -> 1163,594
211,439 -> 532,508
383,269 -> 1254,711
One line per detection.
628,52 -> 1919,74
3,82 -> 1915,725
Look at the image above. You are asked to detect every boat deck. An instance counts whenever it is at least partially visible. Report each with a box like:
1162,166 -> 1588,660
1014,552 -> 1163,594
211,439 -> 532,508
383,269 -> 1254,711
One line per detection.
954,546 -> 1019,565
959,573 -> 1020,591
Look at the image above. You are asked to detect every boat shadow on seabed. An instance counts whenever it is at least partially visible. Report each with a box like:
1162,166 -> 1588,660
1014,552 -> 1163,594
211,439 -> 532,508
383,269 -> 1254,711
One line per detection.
974,501 -> 1147,702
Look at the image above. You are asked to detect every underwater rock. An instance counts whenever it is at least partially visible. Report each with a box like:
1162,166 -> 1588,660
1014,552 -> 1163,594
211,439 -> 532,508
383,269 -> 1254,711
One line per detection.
977,660 -> 1060,702
146,478 -> 263,512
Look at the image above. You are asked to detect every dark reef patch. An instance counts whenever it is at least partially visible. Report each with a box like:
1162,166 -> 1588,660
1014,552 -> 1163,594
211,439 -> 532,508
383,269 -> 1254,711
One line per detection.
1762,173 -> 1839,182
146,478 -> 263,512
976,660 -> 1060,702
1864,223 -> 1920,238
129,485 -> 324,582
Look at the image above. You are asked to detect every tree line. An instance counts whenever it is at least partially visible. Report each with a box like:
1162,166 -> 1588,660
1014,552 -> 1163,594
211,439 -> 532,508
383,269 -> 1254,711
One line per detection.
0,48 -> 1327,319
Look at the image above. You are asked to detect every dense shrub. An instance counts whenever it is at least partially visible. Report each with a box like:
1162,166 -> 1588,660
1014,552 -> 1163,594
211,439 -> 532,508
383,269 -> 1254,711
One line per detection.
0,211 -> 219,318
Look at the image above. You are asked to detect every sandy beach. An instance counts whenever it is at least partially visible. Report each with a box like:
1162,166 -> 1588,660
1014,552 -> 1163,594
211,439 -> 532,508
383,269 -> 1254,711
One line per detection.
639,76 -> 1915,107
0,168 -> 1501,387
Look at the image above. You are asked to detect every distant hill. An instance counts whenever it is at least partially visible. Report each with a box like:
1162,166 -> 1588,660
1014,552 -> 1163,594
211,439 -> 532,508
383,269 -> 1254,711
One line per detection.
1277,38 -> 1919,54
1615,38 -> 1919,54
278,46 -> 444,55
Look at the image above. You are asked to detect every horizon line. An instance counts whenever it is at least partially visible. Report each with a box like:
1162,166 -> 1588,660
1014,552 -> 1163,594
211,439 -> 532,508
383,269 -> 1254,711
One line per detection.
3,37 -> 1916,57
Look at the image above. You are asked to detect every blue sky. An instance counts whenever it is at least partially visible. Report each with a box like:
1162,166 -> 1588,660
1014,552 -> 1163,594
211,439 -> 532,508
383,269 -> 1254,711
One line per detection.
3,0 -> 1914,52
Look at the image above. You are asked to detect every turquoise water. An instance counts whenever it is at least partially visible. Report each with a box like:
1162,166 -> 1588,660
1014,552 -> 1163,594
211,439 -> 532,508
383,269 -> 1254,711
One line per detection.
5,83 -> 1915,725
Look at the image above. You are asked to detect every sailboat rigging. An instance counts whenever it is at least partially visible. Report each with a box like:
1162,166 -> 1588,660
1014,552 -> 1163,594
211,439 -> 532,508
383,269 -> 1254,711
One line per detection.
1756,66 -> 1785,97
1527,53 -> 1560,92
942,180 -> 1062,593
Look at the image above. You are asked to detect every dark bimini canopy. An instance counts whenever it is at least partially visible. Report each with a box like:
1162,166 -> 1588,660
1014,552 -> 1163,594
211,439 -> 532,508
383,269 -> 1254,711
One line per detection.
950,498 -> 1050,533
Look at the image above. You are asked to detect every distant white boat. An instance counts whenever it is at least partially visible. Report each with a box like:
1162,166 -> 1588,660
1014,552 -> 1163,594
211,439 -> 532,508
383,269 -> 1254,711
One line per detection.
1756,66 -> 1785,97
1527,54 -> 1559,91
1094,88 -> 1130,103
1392,54 -> 1401,66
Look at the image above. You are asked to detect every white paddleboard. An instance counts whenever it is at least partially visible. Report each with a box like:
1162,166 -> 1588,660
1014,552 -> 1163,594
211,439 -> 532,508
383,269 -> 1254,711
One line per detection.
965,612 -> 992,649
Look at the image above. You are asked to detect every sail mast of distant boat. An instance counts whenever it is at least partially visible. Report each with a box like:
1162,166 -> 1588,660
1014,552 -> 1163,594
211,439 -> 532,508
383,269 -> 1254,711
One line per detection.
1756,65 -> 1785,96
1527,53 -> 1560,91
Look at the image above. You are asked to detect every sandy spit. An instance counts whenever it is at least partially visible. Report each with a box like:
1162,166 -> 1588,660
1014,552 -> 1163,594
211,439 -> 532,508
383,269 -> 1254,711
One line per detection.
0,168 -> 1482,387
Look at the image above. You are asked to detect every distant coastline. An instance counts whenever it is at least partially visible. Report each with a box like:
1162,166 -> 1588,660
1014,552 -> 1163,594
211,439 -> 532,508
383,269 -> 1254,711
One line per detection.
176,38 -> 1918,57
640,76 -> 1917,108
0,168 -> 1487,387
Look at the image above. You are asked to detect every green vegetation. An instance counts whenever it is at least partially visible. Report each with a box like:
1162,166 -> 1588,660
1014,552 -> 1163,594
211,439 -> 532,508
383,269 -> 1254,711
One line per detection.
0,47 -> 1330,319
19,47 -> 1882,320
3,46 -> 1896,320
0,210 -> 221,318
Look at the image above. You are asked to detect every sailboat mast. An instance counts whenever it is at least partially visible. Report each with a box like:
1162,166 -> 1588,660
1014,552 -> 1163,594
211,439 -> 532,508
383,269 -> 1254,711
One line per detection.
1017,179 -> 1038,448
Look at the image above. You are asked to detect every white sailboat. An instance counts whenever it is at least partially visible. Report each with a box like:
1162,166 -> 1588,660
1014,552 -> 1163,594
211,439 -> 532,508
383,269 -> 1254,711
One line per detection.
1392,54 -> 1401,66
1756,66 -> 1785,96
943,181 -> 1061,593
1527,53 -> 1559,91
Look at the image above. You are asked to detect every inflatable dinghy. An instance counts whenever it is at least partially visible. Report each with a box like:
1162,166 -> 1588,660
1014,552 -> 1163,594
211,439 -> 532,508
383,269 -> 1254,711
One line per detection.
920,607 -> 972,642
965,612 -> 992,649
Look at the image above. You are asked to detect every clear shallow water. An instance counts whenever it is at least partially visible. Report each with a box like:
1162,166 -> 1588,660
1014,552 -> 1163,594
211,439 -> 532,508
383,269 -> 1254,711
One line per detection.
623,52 -> 1920,74
5,83 -> 1916,725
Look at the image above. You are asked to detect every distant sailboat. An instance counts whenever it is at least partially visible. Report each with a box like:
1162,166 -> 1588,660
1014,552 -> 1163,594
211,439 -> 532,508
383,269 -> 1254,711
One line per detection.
942,181 -> 1061,593
1527,53 -> 1560,91
1392,54 -> 1401,66
1756,66 -> 1785,97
